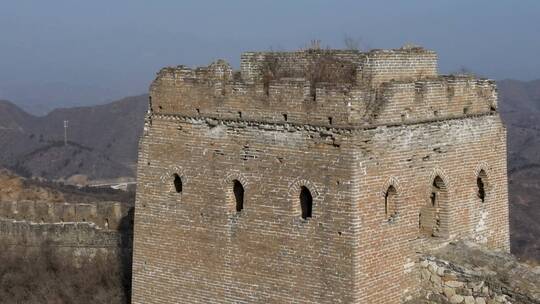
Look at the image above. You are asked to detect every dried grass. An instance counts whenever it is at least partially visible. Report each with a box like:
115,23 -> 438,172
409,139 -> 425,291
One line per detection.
0,241 -> 129,304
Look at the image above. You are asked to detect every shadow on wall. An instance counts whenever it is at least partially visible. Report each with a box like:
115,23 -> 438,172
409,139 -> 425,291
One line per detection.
118,206 -> 134,302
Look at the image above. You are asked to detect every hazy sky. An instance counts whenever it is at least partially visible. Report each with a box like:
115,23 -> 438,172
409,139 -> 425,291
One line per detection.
1,0 -> 539,111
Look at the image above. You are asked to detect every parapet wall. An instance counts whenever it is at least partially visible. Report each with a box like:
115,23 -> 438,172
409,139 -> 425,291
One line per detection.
239,47 -> 437,85
0,200 -> 128,230
371,76 -> 497,125
359,48 -> 438,86
239,50 -> 364,83
149,46 -> 496,128
0,219 -> 121,248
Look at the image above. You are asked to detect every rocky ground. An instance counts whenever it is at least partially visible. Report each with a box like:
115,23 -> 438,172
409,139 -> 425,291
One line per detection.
412,241 -> 540,304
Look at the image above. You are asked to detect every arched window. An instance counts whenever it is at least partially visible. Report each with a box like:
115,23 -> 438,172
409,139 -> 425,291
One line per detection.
420,175 -> 448,238
233,180 -> 244,212
431,176 -> 445,206
384,185 -> 397,219
173,174 -> 183,193
477,170 -> 487,203
300,186 -> 313,220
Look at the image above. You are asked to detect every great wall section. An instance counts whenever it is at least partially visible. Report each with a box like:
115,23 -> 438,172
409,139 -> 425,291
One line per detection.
0,170 -> 133,256
131,45 -> 540,303
0,200 -> 131,252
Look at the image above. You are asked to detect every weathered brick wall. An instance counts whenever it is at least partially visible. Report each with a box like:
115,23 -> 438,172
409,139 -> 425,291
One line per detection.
133,117 -> 359,303
239,47 -> 437,86
150,67 -> 363,127
359,48 -> 438,86
132,46 -> 509,304
240,50 -> 364,83
0,200 -> 128,230
151,49 -> 488,130
0,200 -> 133,263
0,219 -> 122,249
370,77 -> 497,125
353,115 -> 508,303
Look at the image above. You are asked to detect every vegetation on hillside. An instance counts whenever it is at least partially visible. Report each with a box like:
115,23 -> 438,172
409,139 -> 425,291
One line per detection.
0,242 -> 130,304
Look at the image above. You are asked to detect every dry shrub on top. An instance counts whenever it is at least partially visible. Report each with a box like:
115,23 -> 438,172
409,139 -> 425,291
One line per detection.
261,51 -> 357,100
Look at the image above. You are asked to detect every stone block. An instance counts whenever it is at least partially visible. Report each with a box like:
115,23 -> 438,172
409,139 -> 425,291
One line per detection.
444,286 -> 456,298
475,297 -> 486,304
446,280 -> 465,288
464,296 -> 475,304
450,294 -> 464,304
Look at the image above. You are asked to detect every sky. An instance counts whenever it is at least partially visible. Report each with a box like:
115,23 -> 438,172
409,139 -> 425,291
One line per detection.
1,0 -> 539,113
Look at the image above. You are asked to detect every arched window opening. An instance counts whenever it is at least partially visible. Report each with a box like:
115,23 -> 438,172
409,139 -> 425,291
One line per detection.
233,180 -> 244,212
431,176 -> 444,203
300,186 -> 313,220
384,185 -> 397,219
420,175 -> 448,238
173,174 -> 183,193
477,170 -> 487,203
105,219 -> 109,229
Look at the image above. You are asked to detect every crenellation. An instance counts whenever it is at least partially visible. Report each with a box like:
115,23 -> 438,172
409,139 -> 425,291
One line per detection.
0,200 -> 128,230
367,76 -> 498,125
359,47 -> 438,86
150,47 -> 492,131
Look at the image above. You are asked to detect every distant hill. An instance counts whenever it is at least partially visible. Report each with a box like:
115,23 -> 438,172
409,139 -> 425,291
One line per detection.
0,82 -> 127,116
0,95 -> 147,182
498,79 -> 540,261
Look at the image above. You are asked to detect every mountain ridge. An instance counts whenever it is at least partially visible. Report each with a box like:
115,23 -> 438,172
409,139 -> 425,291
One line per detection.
0,95 -> 148,181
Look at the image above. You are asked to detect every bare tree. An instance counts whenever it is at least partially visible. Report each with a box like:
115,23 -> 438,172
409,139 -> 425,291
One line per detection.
343,35 -> 361,51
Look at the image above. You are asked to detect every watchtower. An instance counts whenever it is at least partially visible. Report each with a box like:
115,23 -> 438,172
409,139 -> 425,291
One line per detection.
132,46 -> 509,303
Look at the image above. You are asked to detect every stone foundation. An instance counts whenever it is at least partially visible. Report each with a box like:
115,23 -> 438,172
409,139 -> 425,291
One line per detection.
415,242 -> 540,304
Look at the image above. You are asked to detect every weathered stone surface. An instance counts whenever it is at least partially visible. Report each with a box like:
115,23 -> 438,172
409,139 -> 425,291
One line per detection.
0,200 -> 127,230
444,287 -> 456,298
464,296 -> 475,304
419,242 -> 540,304
422,269 -> 432,281
429,263 -> 439,274
431,274 -> 442,285
447,281 -> 465,288
475,297 -> 486,304
450,294 -> 465,303
0,196 -> 132,259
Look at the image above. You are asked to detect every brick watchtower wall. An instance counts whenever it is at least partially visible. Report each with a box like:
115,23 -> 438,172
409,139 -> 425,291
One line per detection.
132,46 -> 509,303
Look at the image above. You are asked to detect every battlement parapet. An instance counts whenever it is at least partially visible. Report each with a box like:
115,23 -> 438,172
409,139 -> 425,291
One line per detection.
239,49 -> 363,84
155,46 -> 436,86
369,75 -> 497,125
149,46 -> 495,128
0,200 -> 129,230
151,73 -> 496,129
358,47 -> 438,86
0,219 -> 122,248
